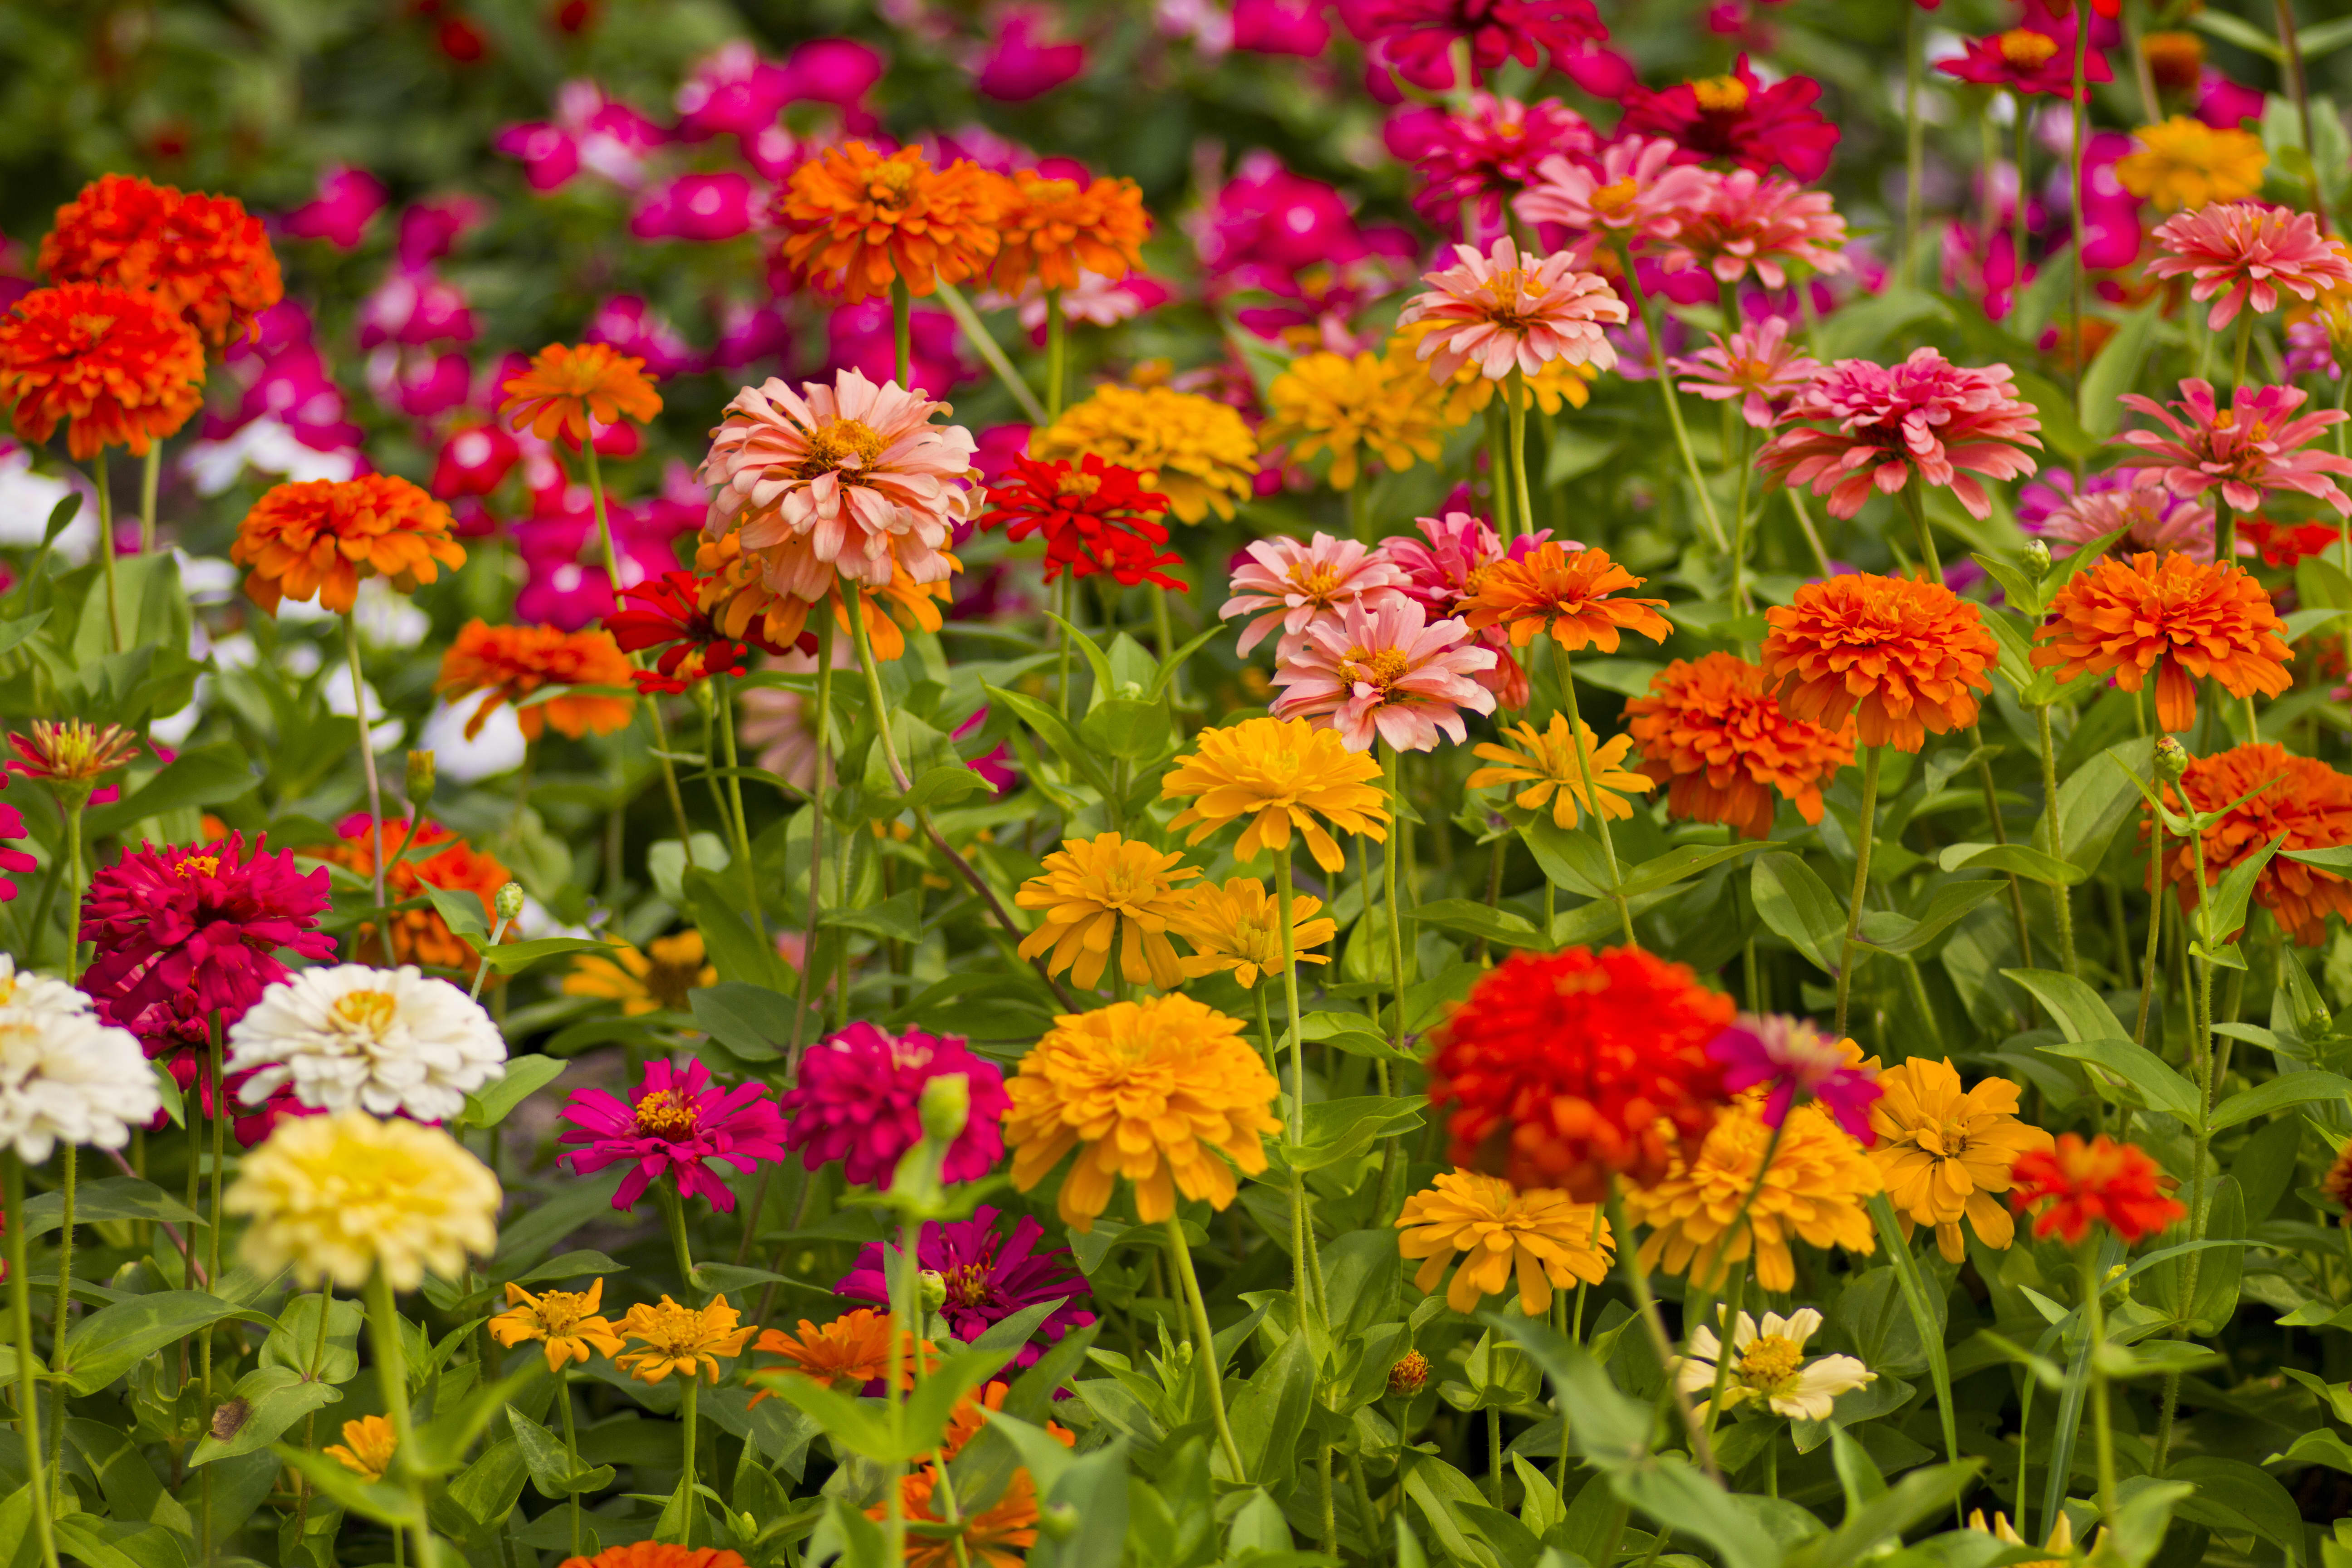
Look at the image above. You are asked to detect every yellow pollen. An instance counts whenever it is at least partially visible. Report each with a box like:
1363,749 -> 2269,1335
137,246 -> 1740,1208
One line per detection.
1691,74 -> 1750,113
1343,646 -> 1415,693
1288,564 -> 1346,599
174,855 -> 221,879
2214,410 -> 2236,429
943,1262 -> 992,1308
1737,1333 -> 1805,1388
531,1289 -> 597,1336
331,990 -> 398,1032
1730,357 -> 1775,385
798,416 -> 889,480
1057,470 -> 1105,500
1590,177 -> 1642,217
1997,29 -> 2060,69
634,1089 -> 699,1138
864,162 -> 920,209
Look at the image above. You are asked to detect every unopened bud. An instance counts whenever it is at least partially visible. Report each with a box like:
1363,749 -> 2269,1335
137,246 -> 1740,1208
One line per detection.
730,1509 -> 759,1545
1036,1503 -> 1081,1542
1388,1349 -> 1431,1396
918,1269 -> 949,1313
406,749 -> 437,807
919,1073 -> 970,1144
2023,539 -> 2051,578
2154,735 -> 2190,784
495,882 -> 526,922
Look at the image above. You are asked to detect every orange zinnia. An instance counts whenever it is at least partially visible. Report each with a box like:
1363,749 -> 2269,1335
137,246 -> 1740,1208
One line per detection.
499,342 -> 664,449
312,816 -> 515,970
39,173 -> 283,348
557,1544 -> 750,1568
230,475 -> 465,615
692,529 -> 952,664
0,283 -> 205,459
2157,742 -> 2352,945
435,621 -> 636,742
773,142 -> 1004,303
1458,543 -> 1672,652
1625,652 -> 1857,838
1761,571 -> 1996,752
991,169 -> 1152,294
872,1466 -> 1041,1568
2031,550 -> 2291,735
747,1308 -> 936,1403
935,1382 -> 1077,1461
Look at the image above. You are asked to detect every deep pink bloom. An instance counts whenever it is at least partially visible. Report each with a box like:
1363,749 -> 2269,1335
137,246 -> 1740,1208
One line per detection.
2288,315 -> 2341,382
630,173 -> 759,243
356,267 -> 475,349
108,990 -> 307,1148
2198,69 -> 2266,130
281,167 -> 387,250
1937,24 -> 2110,99
975,8 -> 1087,100
368,348 -> 472,421
825,297 -> 970,400
1384,94 -> 1597,244
788,38 -> 886,104
1759,348 -> 2043,520
2116,378 -> 2352,515
1398,236 -> 1625,381
431,424 -> 520,500
1516,136 -> 1716,252
1668,316 -> 1822,430
559,1058 -> 789,1212
79,834 -> 334,1027
1337,0 -> 1608,92
1707,1014 -> 1879,1142
1616,56 -> 1838,181
2016,468 -> 2217,562
712,301 -> 794,372
396,197 -> 487,269
1234,0 -> 1332,55
1270,596 -> 1498,752
2147,202 -> 2352,332
0,789 -> 32,902
838,1206 -> 1094,1368
586,294 -> 704,378
1223,533 -> 1409,656
776,1023 -> 1010,1189
1664,171 -> 1848,289
676,41 -> 796,141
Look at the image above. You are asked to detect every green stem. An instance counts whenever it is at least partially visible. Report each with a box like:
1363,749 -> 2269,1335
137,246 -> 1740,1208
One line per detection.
1505,368 -> 1535,545
61,802 -> 82,985
2081,1245 -> 2119,1530
1057,577 -> 1076,718
293,1285 -> 335,1548
1787,489 -> 1833,580
1604,1185 -> 1719,1480
344,612 -> 389,924
1382,746 -> 1410,1055
558,1365 -> 584,1558
363,1270 -> 433,1568
662,1186 -> 699,1298
1045,289 -> 1066,421
1898,473 -> 1941,582
1556,647 -> 1633,944
714,676 -> 767,944
1272,850 -> 1327,1332
2215,496 -> 2236,600
932,281 -> 1046,422
5,1156 -> 60,1568
2036,703 -> 2077,976
892,279 -> 913,390
138,443 -> 159,554
94,458 -> 122,654
1904,5 -> 1925,285
680,1375 -> 700,1548
1486,404 -> 1517,539
789,631 -> 834,1073
1834,748 -> 1883,1039
1616,250 -> 1728,554
45,1145 -> 72,1512
2278,0 -> 2320,213
1165,1213 -> 1246,1480
2069,19 -> 2089,388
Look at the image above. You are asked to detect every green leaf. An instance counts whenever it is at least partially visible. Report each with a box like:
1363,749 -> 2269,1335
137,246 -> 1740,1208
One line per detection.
1781,1461 -> 1980,1568
2190,7 -> 2283,60
899,763 -> 992,811
2037,1038 -> 2204,1126
0,609 -> 51,660
982,685 -> 1113,797
62,1292 -> 272,1395
1751,852 -> 1843,971
1855,880 -> 2006,955
757,1373 -> 900,1462
1077,697 -> 1174,762
2002,967 -> 2129,1044
1406,898 -> 1542,948
2079,301 -> 2161,436
190,1365 -> 342,1465
474,935 -> 617,975
274,1447 -> 423,1528
685,867 -> 793,990
2209,1070 -> 2352,1131
688,982 -> 801,1062
19,1177 -> 197,1240
821,888 -> 925,944
456,1055 -> 565,1129
84,745 -> 255,839
2204,833 -> 2285,941
1935,842 -> 2088,886
1616,840 -> 1767,900
2285,844 -> 2352,874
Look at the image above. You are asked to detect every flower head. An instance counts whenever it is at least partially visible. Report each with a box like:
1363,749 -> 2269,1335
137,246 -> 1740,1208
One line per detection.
310,816 -> 514,970
1468,714 -> 1651,828
774,142 -> 1003,302
2116,378 -> 2352,515
231,475 -> 465,615
2032,552 -> 2291,733
1937,23 -> 2111,98
1761,572 -> 1998,752
1624,1093 -> 1881,1291
40,174 -> 283,346
837,1206 -> 1095,1367
1667,316 -> 1823,430
488,1278 -> 624,1373
1673,1308 -> 1873,1421
2160,743 -> 2352,944
2324,1142 -> 2352,1220
1379,510 -> 1544,620
1175,876 -> 1338,989
973,452 -> 1180,586
0,1007 -> 161,1162
1340,0 -> 1609,92
606,571 -> 790,696
1962,1512 -> 2081,1568
2009,1133 -> 2185,1245
1459,543 -> 1671,652
1222,533 -> 1410,657
2016,468 -> 2216,561
1004,994 -> 1282,1231
0,800 -> 34,906
436,620 -> 636,742
693,528 -> 954,666
1388,93 -> 1597,240
499,342 -> 662,448
1271,597 -> 1498,752
1395,1168 -> 1613,1315
325,1416 -> 396,1484
1429,945 -> 1735,1200
2147,203 -> 2352,331
1261,348 -> 1450,489
1393,320 -> 1597,421
78,833 -> 334,1026
1163,717 -> 1392,874
223,963 -> 506,1123
1867,1057 -> 2052,1264
1015,833 -> 1201,992
0,283 -> 205,458
878,1466 -> 1040,1568
1708,1014 -> 1878,1141
0,956 -> 86,1018
558,1057 -> 789,1212
616,1294 -> 758,1384
751,1308 -> 935,1396
1395,236 -> 1625,382
1617,57 -> 1840,181
777,1023 -> 1010,1188
1759,348 -> 2042,520
1032,384 -> 1259,524
1625,652 -> 1855,838
562,932 -> 715,1016
7,720 -> 142,788
1515,136 -> 1716,249
2243,517 -> 2344,566
228,1110 -> 500,1290
991,170 -> 1150,294
2117,117 -> 2269,211
556,1549 -> 749,1568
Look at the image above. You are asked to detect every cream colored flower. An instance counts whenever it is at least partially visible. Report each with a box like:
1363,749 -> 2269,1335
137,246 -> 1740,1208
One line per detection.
0,1007 -> 161,1161
226,963 -> 507,1122
1672,1307 -> 1873,1421
227,1110 -> 501,1291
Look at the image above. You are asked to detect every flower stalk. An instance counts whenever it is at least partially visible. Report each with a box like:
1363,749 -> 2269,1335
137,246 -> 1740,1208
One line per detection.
5,1153 -> 60,1568
1165,1213 -> 1246,1480
1834,746 -> 1883,1039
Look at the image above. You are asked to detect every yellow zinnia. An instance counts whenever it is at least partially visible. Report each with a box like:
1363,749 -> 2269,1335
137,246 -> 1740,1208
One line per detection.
226,1110 -> 500,1292
562,930 -> 717,1015
1175,876 -> 1337,989
1395,1168 -> 1613,1316
1163,716 -> 1391,875
487,1278 -> 627,1373
1468,714 -> 1654,829
614,1294 -> 759,1384
1033,384 -> 1259,523
2115,116 -> 2269,212
324,1415 -> 397,1483
1391,320 -> 1595,422
1004,994 -> 1283,1231
1865,1056 -> 2053,1263
1259,347 -> 1447,490
1014,832 -> 1200,991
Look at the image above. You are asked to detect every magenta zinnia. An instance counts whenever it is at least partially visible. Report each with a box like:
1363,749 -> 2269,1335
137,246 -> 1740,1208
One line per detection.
2146,202 -> 2352,332
1386,93 -> 1597,242
78,833 -> 334,1027
836,1205 -> 1095,1369
775,1021 -> 1011,1189
1707,1014 -> 1879,1143
1615,56 -> 1839,182
1669,316 -> 1823,431
1759,348 -> 2042,520
2116,378 -> 2352,515
1396,235 -> 1625,382
558,1057 -> 789,1212
1270,597 -> 1499,752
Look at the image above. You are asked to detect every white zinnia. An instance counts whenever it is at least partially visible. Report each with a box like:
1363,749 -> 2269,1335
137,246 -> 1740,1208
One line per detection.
227,965 -> 507,1123
0,1009 -> 161,1162
1673,1307 -> 1874,1422
0,955 -> 92,1018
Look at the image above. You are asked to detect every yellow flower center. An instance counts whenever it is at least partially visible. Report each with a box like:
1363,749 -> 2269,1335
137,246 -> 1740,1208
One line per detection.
799,416 -> 889,479
1287,563 -> 1345,599
1057,470 -> 1104,500
629,1303 -> 710,1357
1915,1117 -> 1975,1160
635,1089 -> 700,1138
332,990 -> 398,1033
1691,74 -> 1749,113
1998,29 -> 2059,69
531,1289 -> 598,1338
864,159 -> 921,212
174,855 -> 221,879
942,1262 -> 992,1308
1590,177 -> 1642,217
1730,357 -> 1777,387
1737,1333 -> 1805,1391
1342,645 -> 1415,697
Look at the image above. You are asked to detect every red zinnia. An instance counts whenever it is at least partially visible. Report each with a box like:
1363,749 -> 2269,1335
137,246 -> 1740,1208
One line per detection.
78,833 -> 336,1026
39,173 -> 284,347
0,283 -> 206,459
2241,518 -> 2343,567
2008,1133 -> 2185,1245
1937,24 -> 2111,100
1616,55 -> 1839,182
607,569 -> 794,695
974,452 -> 1185,588
1338,0 -> 1611,92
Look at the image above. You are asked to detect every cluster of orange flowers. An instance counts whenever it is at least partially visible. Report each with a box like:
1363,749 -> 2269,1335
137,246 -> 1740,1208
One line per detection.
310,816 -> 515,970
436,621 -> 636,742
230,474 -> 466,615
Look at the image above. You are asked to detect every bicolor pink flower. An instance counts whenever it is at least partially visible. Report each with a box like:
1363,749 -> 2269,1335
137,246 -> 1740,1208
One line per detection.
558,1057 -> 789,1213
1708,1014 -> 1879,1142
1515,136 -> 1716,251
2017,468 -> 2217,561
2116,378 -> 2352,515
1668,316 -> 1823,430
1758,348 -> 2043,520
1377,511 -> 1568,711
1396,235 -> 1625,382
776,1022 -> 1010,1189
1664,171 -> 1850,289
1270,597 -> 1498,751
2146,201 -> 2352,331
674,41 -> 796,142
1222,532 -> 1409,656
1384,93 -> 1598,243
79,834 -> 335,1028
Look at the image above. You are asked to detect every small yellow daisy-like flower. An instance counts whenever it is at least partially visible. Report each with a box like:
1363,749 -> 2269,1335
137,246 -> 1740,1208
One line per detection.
1865,1057 -> 2053,1264
1174,877 -> 1337,989
2116,116 -> 2269,212
1014,832 -> 1201,992
324,1415 -> 397,1483
487,1277 -> 627,1374
1622,1093 -> 1881,1293
1395,1168 -> 1613,1316
1032,384 -> 1259,523
1391,321 -> 1595,424
1259,348 -> 1447,490
614,1293 -> 759,1384
1468,714 -> 1654,830
562,931 -> 717,1016
1163,716 -> 1391,875
1004,994 -> 1283,1231
226,1110 -> 500,1292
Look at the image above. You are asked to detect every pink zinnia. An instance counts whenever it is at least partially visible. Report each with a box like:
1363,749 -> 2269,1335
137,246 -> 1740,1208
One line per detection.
1515,136 -> 1716,251
1707,1014 -> 1879,1142
2146,202 -> 2352,332
1222,532 -> 1410,656
1378,511 -> 1564,710
1758,348 -> 2043,520
775,1022 -> 1010,1189
79,834 -> 335,1026
2017,468 -> 2217,562
2116,378 -> 2352,515
0,790 -> 31,903
1396,235 -> 1625,383
1615,56 -> 1840,182
1664,172 -> 1849,289
1270,597 -> 1498,752
1668,316 -> 1823,430
1384,93 -> 1598,243
1337,0 -> 1611,93
558,1057 -> 789,1213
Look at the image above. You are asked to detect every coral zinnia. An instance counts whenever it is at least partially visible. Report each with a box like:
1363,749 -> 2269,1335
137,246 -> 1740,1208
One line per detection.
990,169 -> 1150,294
39,174 -> 283,347
1174,877 -> 1338,989
615,1294 -> 758,1383
2031,552 -> 2291,734
557,1057 -> 790,1212
0,283 -> 205,459
435,620 -> 637,742
1394,1168 -> 1612,1316
2146,202 -> 2352,332
310,815 -> 513,970
1515,136 -> 1716,250
1761,572 -> 1997,752
1269,597 -> 1498,752
837,1205 -> 1095,1369
2117,117 -> 2269,212
2009,1133 -> 2185,1245
1162,716 -> 1392,874
1625,652 -> 1855,839
231,474 -> 466,615
499,342 -> 664,448
1395,235 -> 1625,382
1032,384 -> 1259,524
2116,378 -> 2352,515
1759,348 -> 2042,521
78,833 -> 335,1028
1668,316 -> 1824,431
750,1308 -> 934,1396
1468,714 -> 1651,829
1665,174 -> 1849,291
2159,743 -> 2352,945
488,1279 -> 624,1373
1618,57 -> 1840,182
1428,944 -> 1735,1200
1867,1057 -> 2052,1264
1261,348 -> 1450,490
1458,542 -> 1671,652
1015,832 -> 1201,992
606,570 -> 789,696
1004,993 -> 1282,1231
776,1022 -> 1011,1189
562,931 -> 715,1016
2017,468 -> 2216,562
774,141 -> 1002,303
227,1110 -> 500,1290
1223,533 -> 1410,657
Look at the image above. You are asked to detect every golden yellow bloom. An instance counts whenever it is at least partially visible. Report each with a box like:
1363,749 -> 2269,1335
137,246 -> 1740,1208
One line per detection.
562,931 -> 716,1016
1395,1169 -> 1613,1316
1033,384 -> 1259,523
1014,832 -> 1200,991
1468,714 -> 1654,829
1163,716 -> 1391,875
614,1294 -> 758,1384
1175,877 -> 1337,989
1004,994 -> 1283,1231
2116,117 -> 2269,212
1391,321 -> 1595,422
1622,1094 -> 1880,1293
487,1278 -> 626,1373
1866,1057 -> 2053,1264
324,1415 -> 396,1483
1965,1509 -> 2078,1568
226,1110 -> 500,1291
1259,348 -> 1447,490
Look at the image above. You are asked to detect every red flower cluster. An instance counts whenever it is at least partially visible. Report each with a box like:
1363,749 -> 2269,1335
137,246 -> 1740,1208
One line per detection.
1616,55 -> 1838,182
607,569 -> 794,695
2009,1133 -> 2185,1245
2241,518 -> 2343,568
975,452 -> 1185,589
38,173 -> 283,347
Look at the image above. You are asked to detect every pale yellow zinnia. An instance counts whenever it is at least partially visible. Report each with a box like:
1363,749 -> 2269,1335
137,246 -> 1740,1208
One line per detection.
227,1110 -> 500,1291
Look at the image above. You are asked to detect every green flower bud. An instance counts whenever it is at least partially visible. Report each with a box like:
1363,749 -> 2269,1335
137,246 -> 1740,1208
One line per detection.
2023,538 -> 2051,578
405,749 -> 437,808
495,881 -> 527,922
919,1072 -> 970,1144
2154,735 -> 2190,784
918,1269 -> 949,1313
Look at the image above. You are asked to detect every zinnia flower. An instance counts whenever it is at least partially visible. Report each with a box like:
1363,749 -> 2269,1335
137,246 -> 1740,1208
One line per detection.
1963,1512 -> 2081,1568
837,1205 -> 1095,1368
309,815 -> 513,970
38,173 -> 283,347
1387,92 -> 1597,241
1394,1168 -> 1613,1316
435,620 -> 636,742
498,341 -> 663,448
230,474 -> 466,615
972,452 -> 1181,586
1672,1308 -> 1874,1421
1162,716 -> 1392,874
1260,348 -> 1449,488
615,1294 -> 758,1384
1708,1014 -> 1878,1141
78,833 -> 334,1027
1174,877 -> 1338,989
228,1109 -> 501,1290
1867,1057 -> 2052,1264
2009,1133 -> 2185,1245
2115,378 -> 2352,515
1428,945 -> 1735,1200
2146,202 -> 2352,331
1222,533 -> 1410,657
1624,652 -> 1855,839
1004,994 -> 1282,1231
1014,832 -> 1201,992
0,283 -> 205,459
0,956 -> 86,1018
606,571 -> 789,696
1393,320 -> 1597,421
776,1022 -> 1010,1188
1339,0 -> 1610,93
1467,713 -> 1651,828
7,719 -> 141,787
224,963 -> 508,1123
2016,468 -> 2216,562
2031,552 -> 2291,734
1269,597 -> 1498,752
556,1549 -> 750,1568
750,1308 -> 935,1399
1617,57 -> 1840,181
325,1416 -> 396,1483
2117,117 -> 2269,212
0,799 -> 34,906
694,528 -> 956,666
2159,742 -> 2352,944
487,1278 -> 625,1373
1459,542 -> 1671,652
562,931 -> 716,1016
1760,572 -> 1998,752
1515,136 -> 1717,250
0,1007 -> 161,1162
558,1057 -> 790,1212
1032,384 -> 1259,524
876,1466 -> 1040,1568
1667,316 -> 1823,430
774,142 -> 1003,303
1758,348 -> 2042,521
1937,23 -> 2111,98
990,169 -> 1150,294
1379,510 -> 1544,620
1394,236 -> 1625,382
933,1384 -> 1075,1461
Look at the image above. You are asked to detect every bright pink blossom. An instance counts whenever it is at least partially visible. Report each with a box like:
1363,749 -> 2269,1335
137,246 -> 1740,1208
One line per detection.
1234,0 -> 1333,54
630,172 -> 760,243
1337,0 -> 1610,92
1516,136 -> 1717,251
1664,171 -> 1848,289
2146,201 -> 2352,332
1708,1014 -> 1879,1142
1616,56 -> 1839,182
1222,532 -> 1409,656
558,1057 -> 789,1212
1384,93 -> 1597,244
675,41 -> 796,141
281,167 -> 387,250
1759,348 -> 2043,520
2116,378 -> 2352,515
1668,316 -> 1823,430
838,1206 -> 1093,1369
1397,236 -> 1624,382
79,834 -> 335,1027
975,7 -> 1087,100
431,424 -> 519,500
1271,596 -> 1498,751
776,1023 -> 1010,1189
0,790 -> 32,903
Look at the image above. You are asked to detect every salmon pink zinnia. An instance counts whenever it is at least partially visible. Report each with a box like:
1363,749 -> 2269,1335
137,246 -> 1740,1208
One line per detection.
2146,201 -> 2352,331
1515,135 -> 1715,250
1668,316 -> 1823,430
558,1058 -> 790,1213
1758,348 -> 2042,520
1222,533 -> 1409,657
1396,235 -> 1625,382
2115,379 -> 2352,516
1269,597 -> 1499,752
